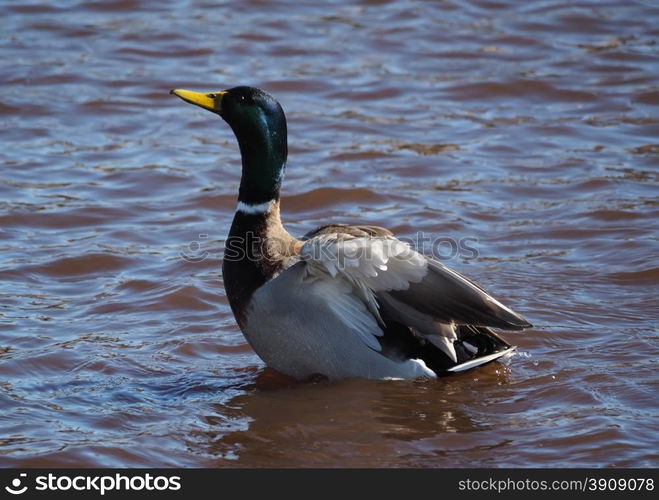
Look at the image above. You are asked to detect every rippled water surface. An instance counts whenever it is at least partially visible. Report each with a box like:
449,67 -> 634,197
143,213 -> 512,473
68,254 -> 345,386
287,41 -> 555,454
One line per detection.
1,0 -> 658,467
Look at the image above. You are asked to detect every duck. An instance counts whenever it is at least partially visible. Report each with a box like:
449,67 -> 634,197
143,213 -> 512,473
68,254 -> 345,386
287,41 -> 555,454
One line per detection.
170,86 -> 532,380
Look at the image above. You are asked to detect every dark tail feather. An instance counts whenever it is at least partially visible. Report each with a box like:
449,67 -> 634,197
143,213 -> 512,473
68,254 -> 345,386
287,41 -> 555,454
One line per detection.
379,321 -> 515,376
447,325 -> 515,373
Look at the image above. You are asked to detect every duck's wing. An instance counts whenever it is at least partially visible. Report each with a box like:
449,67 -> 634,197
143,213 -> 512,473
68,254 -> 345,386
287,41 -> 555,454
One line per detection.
301,227 -> 531,328
383,258 -> 532,330
295,227 -> 530,372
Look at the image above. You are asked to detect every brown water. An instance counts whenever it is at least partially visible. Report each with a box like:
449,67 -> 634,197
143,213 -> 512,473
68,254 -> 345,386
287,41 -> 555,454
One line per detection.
1,0 -> 658,468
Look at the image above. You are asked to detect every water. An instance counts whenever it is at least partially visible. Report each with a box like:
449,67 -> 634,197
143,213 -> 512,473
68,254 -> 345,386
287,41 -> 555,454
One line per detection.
1,0 -> 658,467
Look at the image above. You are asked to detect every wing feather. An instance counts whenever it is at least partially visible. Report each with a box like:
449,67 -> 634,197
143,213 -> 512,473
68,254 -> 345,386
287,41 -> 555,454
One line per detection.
312,278 -> 384,352
281,226 -> 531,369
387,259 -> 532,330
300,231 -> 531,331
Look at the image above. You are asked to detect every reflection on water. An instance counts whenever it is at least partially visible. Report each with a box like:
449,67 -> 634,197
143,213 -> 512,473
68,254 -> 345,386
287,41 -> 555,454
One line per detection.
1,0 -> 658,467
197,372 -> 493,467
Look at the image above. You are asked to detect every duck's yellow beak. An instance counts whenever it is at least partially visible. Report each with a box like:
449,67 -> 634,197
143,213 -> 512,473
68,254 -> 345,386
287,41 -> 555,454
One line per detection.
169,89 -> 226,113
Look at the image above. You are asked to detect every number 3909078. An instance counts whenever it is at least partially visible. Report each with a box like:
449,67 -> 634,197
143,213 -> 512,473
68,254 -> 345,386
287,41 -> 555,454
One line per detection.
588,478 -> 654,491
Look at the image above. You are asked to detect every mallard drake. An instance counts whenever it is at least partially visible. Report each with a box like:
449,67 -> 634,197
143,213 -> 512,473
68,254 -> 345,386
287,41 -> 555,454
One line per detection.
170,86 -> 532,380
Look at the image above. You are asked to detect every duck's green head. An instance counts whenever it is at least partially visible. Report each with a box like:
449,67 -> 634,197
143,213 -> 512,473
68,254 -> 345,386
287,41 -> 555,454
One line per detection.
171,86 -> 287,205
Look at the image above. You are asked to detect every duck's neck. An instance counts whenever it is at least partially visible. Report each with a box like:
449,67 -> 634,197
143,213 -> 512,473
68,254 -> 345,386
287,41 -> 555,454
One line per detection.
234,114 -> 287,206
223,199 -> 299,326
222,106 -> 294,322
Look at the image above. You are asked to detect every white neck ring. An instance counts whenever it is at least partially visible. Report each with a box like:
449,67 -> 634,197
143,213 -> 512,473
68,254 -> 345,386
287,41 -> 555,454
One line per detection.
236,199 -> 275,215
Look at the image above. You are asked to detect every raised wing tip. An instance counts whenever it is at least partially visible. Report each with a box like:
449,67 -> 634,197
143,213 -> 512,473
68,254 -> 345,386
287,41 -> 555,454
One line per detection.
484,295 -> 533,330
480,312 -> 532,331
504,316 -> 533,330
